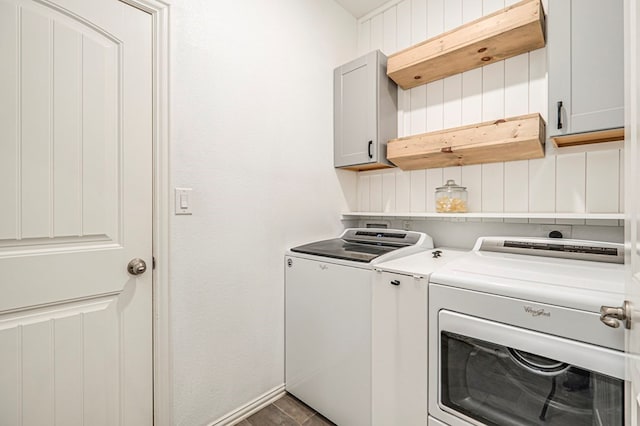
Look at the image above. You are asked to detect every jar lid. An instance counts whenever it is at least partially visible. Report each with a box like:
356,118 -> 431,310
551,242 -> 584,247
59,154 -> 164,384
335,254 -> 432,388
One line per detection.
436,179 -> 466,191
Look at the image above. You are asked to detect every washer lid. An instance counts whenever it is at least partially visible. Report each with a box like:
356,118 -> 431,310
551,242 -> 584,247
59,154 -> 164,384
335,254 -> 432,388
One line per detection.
290,238 -> 400,263
290,228 -> 434,263
430,238 -> 625,313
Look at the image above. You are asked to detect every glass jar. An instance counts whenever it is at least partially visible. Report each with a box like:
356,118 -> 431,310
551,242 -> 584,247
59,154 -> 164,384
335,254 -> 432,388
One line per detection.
435,180 -> 468,213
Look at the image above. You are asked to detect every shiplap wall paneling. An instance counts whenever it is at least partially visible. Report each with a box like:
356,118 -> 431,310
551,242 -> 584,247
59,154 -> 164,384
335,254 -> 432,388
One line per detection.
383,7 -> 397,53
410,170 -> 426,212
358,20 -> 371,54
411,0 -> 427,48
427,81 -> 444,132
505,54 -> 530,116
396,170 -> 411,211
529,156 -> 556,212
445,0 -> 462,31
586,150 -> 621,212
504,160 -> 529,212
529,48 -> 547,118
461,69 -> 482,125
443,75 -> 462,129
397,1 -> 411,137
481,164 -> 504,212
370,174 -> 383,211
371,13 -> 383,54
485,0 -> 505,14
382,171 -> 396,212
354,0 -> 622,215
461,165 -> 482,213
482,61 -> 505,121
425,168 -> 443,212
503,52 -> 531,214
556,153 -> 586,212
358,175 -> 370,211
463,0 -> 482,25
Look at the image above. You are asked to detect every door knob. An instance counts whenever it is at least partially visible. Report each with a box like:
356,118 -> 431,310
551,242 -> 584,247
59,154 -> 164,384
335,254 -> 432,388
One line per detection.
600,301 -> 631,329
127,258 -> 147,276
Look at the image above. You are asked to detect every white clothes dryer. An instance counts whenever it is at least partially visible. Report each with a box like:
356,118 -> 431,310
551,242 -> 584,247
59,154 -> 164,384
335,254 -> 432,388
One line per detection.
428,237 -> 626,426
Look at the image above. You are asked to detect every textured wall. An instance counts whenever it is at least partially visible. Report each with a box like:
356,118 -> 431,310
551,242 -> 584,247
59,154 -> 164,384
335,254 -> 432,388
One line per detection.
169,1 -> 357,424
355,0 -> 624,216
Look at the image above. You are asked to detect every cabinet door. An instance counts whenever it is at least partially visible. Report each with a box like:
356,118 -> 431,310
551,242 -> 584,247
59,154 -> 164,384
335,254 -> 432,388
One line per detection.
548,0 -> 624,136
372,271 -> 428,426
334,52 -> 378,167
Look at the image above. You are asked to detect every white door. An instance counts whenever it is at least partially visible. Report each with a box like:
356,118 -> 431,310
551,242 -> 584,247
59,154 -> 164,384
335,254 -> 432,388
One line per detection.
625,0 -> 640,423
0,0 -> 153,424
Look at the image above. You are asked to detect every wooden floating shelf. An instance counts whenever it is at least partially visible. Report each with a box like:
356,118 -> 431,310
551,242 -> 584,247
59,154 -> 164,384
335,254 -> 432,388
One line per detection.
387,0 -> 546,89
387,113 -> 546,170
552,127 -> 625,148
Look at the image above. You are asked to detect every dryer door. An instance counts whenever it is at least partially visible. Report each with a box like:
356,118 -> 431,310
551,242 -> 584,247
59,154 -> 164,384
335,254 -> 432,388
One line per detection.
433,311 -> 624,426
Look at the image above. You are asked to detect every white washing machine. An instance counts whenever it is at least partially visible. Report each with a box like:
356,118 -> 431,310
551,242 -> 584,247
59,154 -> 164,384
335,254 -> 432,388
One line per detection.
428,236 -> 626,426
285,228 -> 433,426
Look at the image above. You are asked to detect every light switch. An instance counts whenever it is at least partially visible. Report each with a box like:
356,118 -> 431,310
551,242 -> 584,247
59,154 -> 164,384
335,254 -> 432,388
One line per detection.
175,188 -> 193,215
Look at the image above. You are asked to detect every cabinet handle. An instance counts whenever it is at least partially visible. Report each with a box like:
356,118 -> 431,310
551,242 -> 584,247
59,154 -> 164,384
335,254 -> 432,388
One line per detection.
368,140 -> 373,159
390,280 -> 400,286
557,101 -> 563,130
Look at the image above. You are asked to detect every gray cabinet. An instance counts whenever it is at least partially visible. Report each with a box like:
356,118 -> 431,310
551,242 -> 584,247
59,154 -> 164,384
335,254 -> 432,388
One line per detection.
547,0 -> 624,138
334,50 -> 397,170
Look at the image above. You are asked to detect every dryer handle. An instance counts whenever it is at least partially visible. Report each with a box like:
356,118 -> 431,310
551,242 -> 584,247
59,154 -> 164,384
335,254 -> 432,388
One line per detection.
600,301 -> 631,329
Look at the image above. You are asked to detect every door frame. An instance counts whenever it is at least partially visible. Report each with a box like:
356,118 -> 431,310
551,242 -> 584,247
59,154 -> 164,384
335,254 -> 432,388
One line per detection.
117,0 -> 171,424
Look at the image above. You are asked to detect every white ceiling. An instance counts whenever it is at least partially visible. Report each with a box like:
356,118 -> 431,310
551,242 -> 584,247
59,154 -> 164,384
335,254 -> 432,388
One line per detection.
334,0 -> 391,18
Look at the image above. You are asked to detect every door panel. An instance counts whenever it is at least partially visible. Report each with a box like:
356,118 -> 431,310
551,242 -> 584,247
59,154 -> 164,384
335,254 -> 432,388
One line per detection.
570,0 -> 624,130
548,0 -> 624,136
1,0 -> 126,311
0,0 -> 152,424
0,296 -> 121,425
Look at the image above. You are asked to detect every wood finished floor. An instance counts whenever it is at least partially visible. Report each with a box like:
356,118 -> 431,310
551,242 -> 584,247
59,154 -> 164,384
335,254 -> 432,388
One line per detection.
237,393 -> 335,426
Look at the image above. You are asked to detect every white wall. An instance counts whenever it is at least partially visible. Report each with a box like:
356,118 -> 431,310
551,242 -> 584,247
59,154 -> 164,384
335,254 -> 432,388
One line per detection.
355,0 -> 625,216
169,1 -> 357,424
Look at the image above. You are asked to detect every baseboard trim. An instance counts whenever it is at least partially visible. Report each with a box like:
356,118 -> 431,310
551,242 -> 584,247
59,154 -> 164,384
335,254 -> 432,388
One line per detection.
209,384 -> 286,426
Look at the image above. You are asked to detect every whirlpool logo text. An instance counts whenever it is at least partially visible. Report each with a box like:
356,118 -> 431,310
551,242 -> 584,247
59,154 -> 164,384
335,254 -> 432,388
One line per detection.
523,306 -> 551,317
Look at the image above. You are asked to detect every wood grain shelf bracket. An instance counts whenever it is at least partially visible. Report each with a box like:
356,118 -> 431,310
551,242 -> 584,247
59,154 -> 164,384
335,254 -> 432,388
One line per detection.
551,128 -> 625,148
387,113 -> 546,170
386,0 -> 546,90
